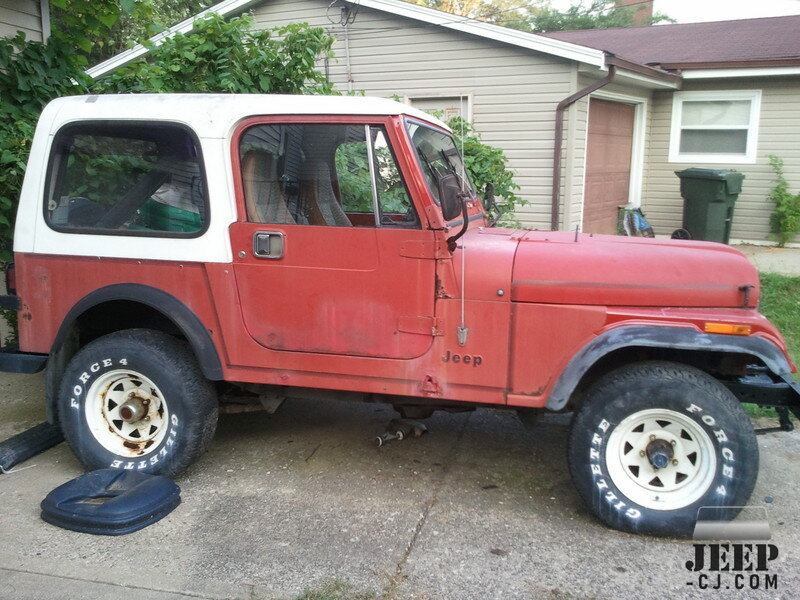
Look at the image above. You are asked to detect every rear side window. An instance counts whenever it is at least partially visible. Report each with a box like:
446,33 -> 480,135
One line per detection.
45,123 -> 208,236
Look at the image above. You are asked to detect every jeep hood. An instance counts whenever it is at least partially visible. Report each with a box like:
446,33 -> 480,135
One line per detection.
507,230 -> 758,308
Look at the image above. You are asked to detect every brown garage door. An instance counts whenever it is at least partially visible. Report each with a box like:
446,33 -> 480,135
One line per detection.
583,99 -> 635,235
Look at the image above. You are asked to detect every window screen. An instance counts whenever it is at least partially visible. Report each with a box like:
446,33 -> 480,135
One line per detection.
45,123 -> 208,236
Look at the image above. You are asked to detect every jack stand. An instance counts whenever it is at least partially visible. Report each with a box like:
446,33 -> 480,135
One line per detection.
755,406 -> 794,435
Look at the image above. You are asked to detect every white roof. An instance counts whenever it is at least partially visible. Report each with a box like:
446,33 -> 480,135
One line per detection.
86,0 -> 606,80
42,93 -> 448,138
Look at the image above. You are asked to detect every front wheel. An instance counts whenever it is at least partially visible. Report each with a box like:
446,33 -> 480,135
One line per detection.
568,361 -> 758,537
57,329 -> 218,477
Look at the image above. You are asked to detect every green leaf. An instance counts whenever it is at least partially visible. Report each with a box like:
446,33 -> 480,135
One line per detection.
97,12 -> 119,29
119,0 -> 137,14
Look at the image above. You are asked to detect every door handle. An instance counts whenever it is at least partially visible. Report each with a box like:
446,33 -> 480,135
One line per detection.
252,231 -> 285,259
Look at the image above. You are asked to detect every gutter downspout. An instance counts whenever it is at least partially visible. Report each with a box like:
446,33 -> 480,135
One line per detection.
550,62 -> 616,231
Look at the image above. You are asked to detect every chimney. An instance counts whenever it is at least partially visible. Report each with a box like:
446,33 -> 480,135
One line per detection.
615,0 -> 654,26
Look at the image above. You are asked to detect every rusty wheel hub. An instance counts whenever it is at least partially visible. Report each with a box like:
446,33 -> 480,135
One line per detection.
85,369 -> 169,457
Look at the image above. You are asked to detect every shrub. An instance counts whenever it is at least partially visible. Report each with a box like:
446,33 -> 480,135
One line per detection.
0,34 -> 90,263
445,116 -> 526,226
95,14 -> 334,95
767,154 -> 800,246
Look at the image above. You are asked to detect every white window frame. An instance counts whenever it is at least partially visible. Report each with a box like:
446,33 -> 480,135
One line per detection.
404,94 -> 473,122
668,90 -> 761,164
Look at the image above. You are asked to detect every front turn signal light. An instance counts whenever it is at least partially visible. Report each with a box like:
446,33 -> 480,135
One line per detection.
704,323 -> 752,336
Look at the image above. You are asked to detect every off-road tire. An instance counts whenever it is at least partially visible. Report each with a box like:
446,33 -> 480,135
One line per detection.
58,329 -> 218,477
568,361 -> 758,537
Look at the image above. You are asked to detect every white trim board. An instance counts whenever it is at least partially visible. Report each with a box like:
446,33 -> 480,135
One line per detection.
86,0 -> 606,79
86,0 -> 265,79
404,94 -> 474,123
682,67 -> 800,79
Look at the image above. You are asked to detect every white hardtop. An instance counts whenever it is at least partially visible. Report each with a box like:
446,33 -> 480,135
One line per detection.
16,93 -> 447,263
41,94 -> 448,138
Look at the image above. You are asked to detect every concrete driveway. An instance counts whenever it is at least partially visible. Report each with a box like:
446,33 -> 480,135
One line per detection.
1,371 -> 798,600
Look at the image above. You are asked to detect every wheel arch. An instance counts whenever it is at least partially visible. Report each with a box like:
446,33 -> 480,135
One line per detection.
547,325 -> 794,411
45,284 -> 223,424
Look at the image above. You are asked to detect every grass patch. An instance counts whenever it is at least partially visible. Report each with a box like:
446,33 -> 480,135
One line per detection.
743,272 -> 800,418
295,579 -> 376,600
759,272 -> 800,366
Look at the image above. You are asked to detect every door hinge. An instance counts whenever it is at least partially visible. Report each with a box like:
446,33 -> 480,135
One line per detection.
399,240 -> 451,259
398,315 -> 444,336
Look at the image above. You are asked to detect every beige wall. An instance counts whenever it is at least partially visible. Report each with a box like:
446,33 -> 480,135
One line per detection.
0,0 -> 47,42
251,0 -> 576,230
643,77 -> 800,244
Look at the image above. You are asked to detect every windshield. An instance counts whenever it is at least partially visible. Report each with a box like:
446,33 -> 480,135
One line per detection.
406,120 -> 474,207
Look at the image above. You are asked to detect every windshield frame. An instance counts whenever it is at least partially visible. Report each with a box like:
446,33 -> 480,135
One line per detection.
403,118 -> 476,216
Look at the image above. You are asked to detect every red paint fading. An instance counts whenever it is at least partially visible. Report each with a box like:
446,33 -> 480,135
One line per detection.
510,303 -> 607,401
15,254 -> 224,357
14,244 -> 795,409
230,222 -> 437,359
511,231 -> 759,308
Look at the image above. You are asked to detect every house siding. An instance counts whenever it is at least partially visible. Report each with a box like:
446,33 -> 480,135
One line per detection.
0,0 -> 45,42
643,77 -> 800,244
251,0 -> 575,229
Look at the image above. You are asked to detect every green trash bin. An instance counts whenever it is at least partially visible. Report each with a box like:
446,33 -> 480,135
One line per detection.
675,168 -> 745,244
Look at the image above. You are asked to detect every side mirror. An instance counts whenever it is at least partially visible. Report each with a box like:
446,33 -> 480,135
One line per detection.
438,173 -> 464,221
484,182 -> 495,203
483,182 -> 503,227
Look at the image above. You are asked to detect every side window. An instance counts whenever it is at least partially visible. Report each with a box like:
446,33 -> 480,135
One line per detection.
45,123 -> 208,236
371,127 -> 416,222
335,138 -> 373,214
240,123 -> 418,228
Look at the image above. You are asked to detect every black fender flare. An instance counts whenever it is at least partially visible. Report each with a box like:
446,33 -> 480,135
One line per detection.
546,325 -> 794,410
51,283 -> 223,381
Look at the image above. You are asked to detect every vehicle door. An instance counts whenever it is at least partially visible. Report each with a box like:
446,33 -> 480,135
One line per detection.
229,117 -> 437,359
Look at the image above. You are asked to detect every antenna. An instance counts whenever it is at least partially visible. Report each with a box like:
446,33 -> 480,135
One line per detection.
459,95 -> 466,193
456,95 -> 469,347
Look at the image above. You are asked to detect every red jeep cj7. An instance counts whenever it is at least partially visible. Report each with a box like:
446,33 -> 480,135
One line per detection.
2,94 -> 798,537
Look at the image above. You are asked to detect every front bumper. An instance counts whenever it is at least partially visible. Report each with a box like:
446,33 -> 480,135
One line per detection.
724,370 -> 800,432
725,371 -> 800,408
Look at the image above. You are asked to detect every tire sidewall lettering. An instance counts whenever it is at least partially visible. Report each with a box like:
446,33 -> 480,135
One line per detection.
587,400 -> 733,520
684,402 -> 735,498
68,357 -> 130,409
588,417 -> 642,521
63,355 -> 181,471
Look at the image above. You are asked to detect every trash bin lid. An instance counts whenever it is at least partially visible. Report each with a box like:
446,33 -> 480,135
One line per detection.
40,469 -> 180,535
674,168 -> 744,194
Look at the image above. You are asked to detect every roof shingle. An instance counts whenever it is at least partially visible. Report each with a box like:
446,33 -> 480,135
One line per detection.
541,15 -> 800,68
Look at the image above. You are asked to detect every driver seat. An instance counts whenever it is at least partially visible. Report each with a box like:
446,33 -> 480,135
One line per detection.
299,159 -> 351,227
241,150 -> 296,224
